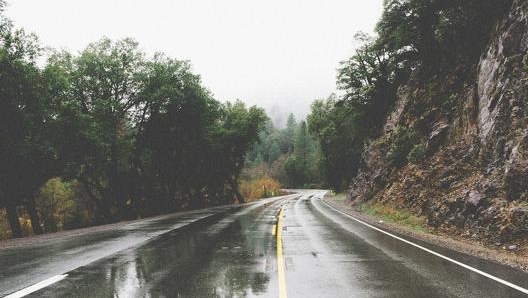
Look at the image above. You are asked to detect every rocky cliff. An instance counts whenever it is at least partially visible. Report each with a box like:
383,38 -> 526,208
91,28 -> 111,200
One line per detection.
348,0 -> 528,245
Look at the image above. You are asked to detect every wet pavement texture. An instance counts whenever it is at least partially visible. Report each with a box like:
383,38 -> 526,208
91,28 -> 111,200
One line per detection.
281,194 -> 528,298
1,191 -> 527,298
21,198 -> 284,298
0,200 -> 281,297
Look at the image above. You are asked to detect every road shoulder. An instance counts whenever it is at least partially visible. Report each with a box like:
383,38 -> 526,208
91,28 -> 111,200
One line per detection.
323,194 -> 528,273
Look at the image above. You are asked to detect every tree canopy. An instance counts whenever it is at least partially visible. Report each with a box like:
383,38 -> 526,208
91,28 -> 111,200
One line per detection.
307,0 -> 513,191
0,0 -> 516,237
0,9 -> 267,237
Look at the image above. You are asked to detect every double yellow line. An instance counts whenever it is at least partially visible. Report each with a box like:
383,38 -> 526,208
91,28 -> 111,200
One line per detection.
275,207 -> 288,298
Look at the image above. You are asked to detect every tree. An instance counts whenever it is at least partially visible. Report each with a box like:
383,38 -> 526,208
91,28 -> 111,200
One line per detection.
36,178 -> 78,232
307,95 -> 362,191
137,55 -> 220,211
284,113 -> 297,153
211,101 -> 268,204
284,120 -> 320,188
0,7 -> 57,236
376,0 -> 513,77
47,38 -> 147,222
337,33 -> 400,136
0,1 -> 273,237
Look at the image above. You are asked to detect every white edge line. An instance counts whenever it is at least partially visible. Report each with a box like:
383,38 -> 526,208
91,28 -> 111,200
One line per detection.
4,274 -> 68,298
321,199 -> 528,295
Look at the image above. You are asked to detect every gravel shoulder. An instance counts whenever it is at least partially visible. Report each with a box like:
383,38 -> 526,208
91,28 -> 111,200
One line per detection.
323,194 -> 528,273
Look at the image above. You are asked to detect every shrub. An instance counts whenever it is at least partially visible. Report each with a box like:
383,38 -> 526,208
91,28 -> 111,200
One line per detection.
36,178 -> 79,232
386,126 -> 419,167
239,177 -> 282,201
407,143 -> 427,164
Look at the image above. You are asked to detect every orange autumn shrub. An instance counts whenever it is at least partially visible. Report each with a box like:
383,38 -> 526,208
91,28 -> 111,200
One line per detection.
239,177 -> 282,201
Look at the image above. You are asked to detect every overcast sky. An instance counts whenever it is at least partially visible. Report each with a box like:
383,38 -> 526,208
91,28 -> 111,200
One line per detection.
6,0 -> 383,124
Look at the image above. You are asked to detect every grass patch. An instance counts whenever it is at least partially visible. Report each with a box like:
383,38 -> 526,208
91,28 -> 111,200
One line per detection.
356,202 -> 428,232
330,192 -> 347,203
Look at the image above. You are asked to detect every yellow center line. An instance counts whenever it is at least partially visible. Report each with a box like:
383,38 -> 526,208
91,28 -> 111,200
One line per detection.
276,207 -> 288,298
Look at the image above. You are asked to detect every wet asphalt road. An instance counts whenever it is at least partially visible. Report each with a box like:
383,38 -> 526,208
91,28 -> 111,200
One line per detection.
1,191 -> 527,297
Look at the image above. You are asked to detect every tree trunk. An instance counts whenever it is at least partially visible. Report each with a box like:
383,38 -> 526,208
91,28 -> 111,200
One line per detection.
230,180 -> 245,204
82,182 -> 113,224
109,133 -> 127,221
5,202 -> 22,238
26,197 -> 43,235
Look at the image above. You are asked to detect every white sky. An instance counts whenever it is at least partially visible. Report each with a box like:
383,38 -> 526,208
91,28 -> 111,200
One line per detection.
5,0 -> 383,123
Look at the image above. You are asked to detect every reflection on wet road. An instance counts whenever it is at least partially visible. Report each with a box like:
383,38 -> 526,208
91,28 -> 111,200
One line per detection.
24,199 -> 284,298
2,191 -> 528,298
280,194 -> 528,298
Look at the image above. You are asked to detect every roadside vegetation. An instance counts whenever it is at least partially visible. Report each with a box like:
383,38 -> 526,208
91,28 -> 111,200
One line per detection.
305,0 -> 512,191
1,0 -> 519,240
239,177 -> 282,202
325,193 -> 427,232
0,1 -> 267,239
356,202 -> 428,232
242,113 -> 321,190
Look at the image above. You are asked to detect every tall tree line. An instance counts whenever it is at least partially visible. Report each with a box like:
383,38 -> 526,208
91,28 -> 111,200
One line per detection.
0,2 -> 267,238
307,0 -> 513,191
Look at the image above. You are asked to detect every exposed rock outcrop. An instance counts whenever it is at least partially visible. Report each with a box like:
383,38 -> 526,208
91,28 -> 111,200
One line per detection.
347,0 -> 528,244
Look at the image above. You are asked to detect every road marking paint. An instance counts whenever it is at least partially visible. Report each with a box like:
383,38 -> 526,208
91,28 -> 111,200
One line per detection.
272,224 -> 277,236
5,274 -> 68,298
321,199 -> 528,295
276,207 -> 288,298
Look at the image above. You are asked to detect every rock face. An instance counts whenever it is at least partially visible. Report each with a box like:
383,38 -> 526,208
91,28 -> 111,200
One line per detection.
347,0 -> 528,243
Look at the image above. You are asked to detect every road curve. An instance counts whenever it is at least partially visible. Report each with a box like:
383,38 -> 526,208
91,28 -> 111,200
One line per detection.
282,192 -> 528,298
1,191 -> 527,297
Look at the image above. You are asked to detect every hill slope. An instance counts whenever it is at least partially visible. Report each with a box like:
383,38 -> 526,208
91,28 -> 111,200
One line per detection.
347,0 -> 528,245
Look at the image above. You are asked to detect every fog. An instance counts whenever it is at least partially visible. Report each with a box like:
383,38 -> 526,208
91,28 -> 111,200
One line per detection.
6,0 -> 383,123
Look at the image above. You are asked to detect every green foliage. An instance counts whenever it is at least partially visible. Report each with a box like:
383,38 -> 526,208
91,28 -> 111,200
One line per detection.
0,0 -> 516,238
209,101 -> 269,203
386,126 -> 419,167
0,5 -> 270,237
244,114 -> 321,189
0,9 -> 58,236
36,178 -> 83,232
307,95 -> 363,191
44,38 -> 149,222
42,38 -> 269,220
337,33 -> 401,137
284,121 -> 320,187
377,0 -> 513,77
407,143 -> 427,164
357,202 -> 428,232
